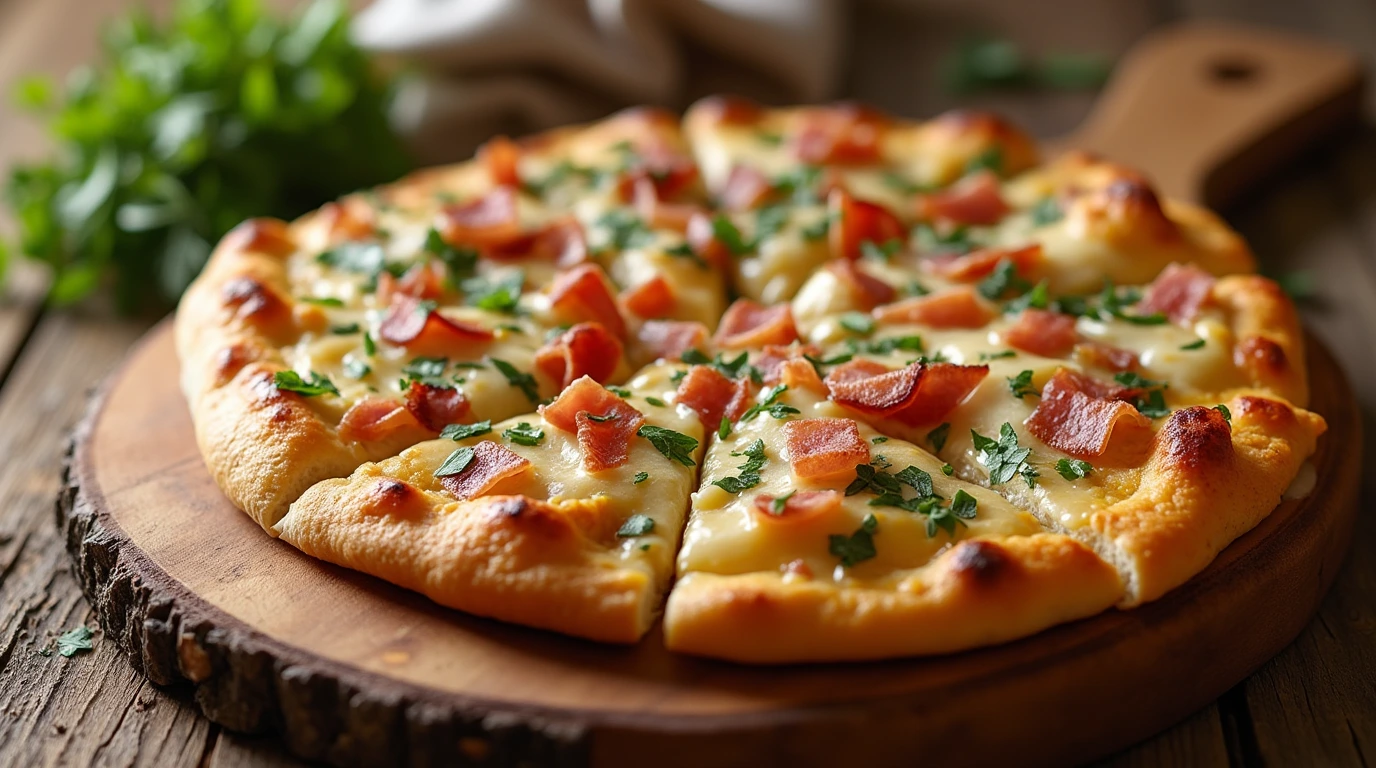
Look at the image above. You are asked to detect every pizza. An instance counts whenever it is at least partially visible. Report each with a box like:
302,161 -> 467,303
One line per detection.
175,98 -> 1326,663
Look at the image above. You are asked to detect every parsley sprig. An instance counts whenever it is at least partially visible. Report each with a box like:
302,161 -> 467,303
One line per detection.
711,439 -> 767,493
972,423 -> 1038,487
740,385 -> 800,422
274,370 -> 338,397
637,425 -> 699,466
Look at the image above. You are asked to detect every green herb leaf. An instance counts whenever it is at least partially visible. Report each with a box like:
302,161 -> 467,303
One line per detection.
637,425 -> 699,466
616,514 -> 655,537
829,514 -> 879,567
491,358 -> 540,403
1055,458 -> 1093,480
299,296 -> 344,307
941,463 -> 954,476
718,416 -> 732,440
838,311 -> 876,336
440,420 -> 493,441
594,209 -> 654,251
711,215 -> 751,255
978,259 -> 1030,300
1215,404 -> 1232,424
633,471 -> 650,484
645,397 -> 666,407
741,385 -> 800,421
1007,370 -> 1038,399
971,423 -> 1033,485
343,359 -> 371,379
927,422 -> 950,452
503,422 -> 544,446
273,370 -> 338,397
462,271 -> 524,313
1030,197 -> 1063,227
55,626 -> 95,657
362,331 -> 376,356
433,446 -> 476,477
711,439 -> 766,493
1180,338 -> 1207,351
331,322 -> 360,334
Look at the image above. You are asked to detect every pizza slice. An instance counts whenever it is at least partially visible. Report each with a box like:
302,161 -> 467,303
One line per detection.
661,369 -> 1122,662
177,109 -> 731,530
274,364 -> 704,643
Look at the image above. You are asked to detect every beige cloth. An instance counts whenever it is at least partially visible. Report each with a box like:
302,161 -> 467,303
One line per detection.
353,0 -> 844,162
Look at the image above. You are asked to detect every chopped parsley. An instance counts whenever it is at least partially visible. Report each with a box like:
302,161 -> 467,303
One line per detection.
845,335 -> 925,356
804,352 -> 853,377
712,439 -> 766,493
860,238 -> 903,262
755,205 -> 790,242
680,349 -> 759,381
1055,458 -> 1093,480
800,213 -> 833,240
838,311 -> 876,336
711,215 -> 751,255
978,259 -> 1031,300
331,322 -> 361,335
971,422 -> 1037,486
829,514 -> 879,567
402,356 -> 449,386
1030,197 -> 1063,227
1181,338 -> 1207,350
871,436 -> 889,444
768,490 -> 796,516
273,370 -> 338,397
54,626 -> 94,658
586,412 -> 620,423
461,271 -> 524,313
1215,404 -> 1232,424
299,296 -> 344,307
741,385 -> 800,421
633,471 -> 650,484
913,222 -> 974,255
491,358 -> 540,403
316,242 -> 385,275
424,227 -> 478,278
503,422 -> 544,446
881,171 -> 927,195
607,386 -> 633,397
718,416 -> 732,439
1002,280 -> 1050,314
979,349 -> 1017,362
343,359 -> 372,379
927,422 -> 950,452
440,421 -> 493,441
664,241 -> 708,269
433,446 -> 475,477
637,425 -> 699,466
595,209 -> 655,251
934,490 -> 979,537
1115,372 -> 1170,419
1096,281 -> 1166,325
1007,369 -> 1038,399
645,397 -> 666,407
362,331 -> 376,356
964,146 -> 1004,176
616,514 -> 656,537
941,463 -> 955,476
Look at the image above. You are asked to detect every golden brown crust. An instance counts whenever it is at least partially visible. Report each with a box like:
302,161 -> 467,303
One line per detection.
664,533 -> 1121,663
1212,274 -> 1309,407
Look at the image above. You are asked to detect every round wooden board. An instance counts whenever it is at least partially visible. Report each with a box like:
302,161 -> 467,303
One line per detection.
60,322 -> 1360,768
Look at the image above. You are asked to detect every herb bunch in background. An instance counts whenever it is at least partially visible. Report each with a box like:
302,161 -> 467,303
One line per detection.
5,0 -> 411,314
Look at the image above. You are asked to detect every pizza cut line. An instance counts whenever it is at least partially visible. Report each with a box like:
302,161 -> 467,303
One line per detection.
175,98 -> 1326,663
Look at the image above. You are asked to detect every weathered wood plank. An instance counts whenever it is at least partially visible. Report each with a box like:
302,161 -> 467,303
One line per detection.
1094,705 -> 1230,768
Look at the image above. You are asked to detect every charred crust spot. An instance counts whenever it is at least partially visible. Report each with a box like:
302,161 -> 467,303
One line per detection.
1233,395 -> 1297,427
365,478 -> 420,515
1101,179 -> 1179,241
690,95 -> 764,125
222,218 -> 295,257
221,277 -> 286,322
213,343 -> 259,385
1160,406 -> 1234,470
488,496 -> 532,519
949,540 -> 1011,585
1236,336 -> 1288,374
245,370 -> 286,404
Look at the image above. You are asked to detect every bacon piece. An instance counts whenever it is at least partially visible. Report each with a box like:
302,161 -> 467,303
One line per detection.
404,381 -> 472,432
539,376 -> 642,434
827,260 -> 896,310
793,103 -> 890,165
478,135 -> 522,187
922,243 -> 1043,282
439,441 -> 532,500
487,218 -> 587,267
720,165 -> 774,212
1074,342 -> 1140,372
1138,263 -> 1216,324
548,264 -> 627,338
825,360 -> 989,426
752,344 -> 822,385
338,397 -> 428,443
714,299 -> 798,350
620,275 -> 677,320
675,366 -> 751,430
1005,308 -> 1077,358
752,490 -> 843,524
776,358 -> 827,395
637,320 -> 709,361
1025,368 -> 1154,465
629,175 -> 703,233
686,212 -> 735,271
828,189 -> 906,261
377,260 -> 447,303
576,408 -> 646,473
872,287 -> 997,329
784,418 -> 870,482
437,187 -> 524,248
914,171 -> 1009,226
378,295 -> 495,355
535,323 -> 624,389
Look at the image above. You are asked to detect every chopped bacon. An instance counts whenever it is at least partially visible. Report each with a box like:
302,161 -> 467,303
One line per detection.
719,165 -> 774,212
548,264 -> 627,338
437,187 -> 524,248
914,171 -> 1009,226
629,175 -> 703,233
338,397 -> 427,443
478,135 -> 522,187
1005,308 -> 1078,358
487,218 -> 587,267
576,408 -> 646,473
439,441 -> 532,500
828,189 -> 907,261
539,376 -> 642,434
793,103 -> 890,165
1025,368 -> 1154,465
752,490 -> 843,524
776,358 -> 827,395
637,320 -> 710,361
378,295 -> 494,355
714,299 -> 798,350
620,275 -> 677,320
922,243 -> 1043,282
377,260 -> 447,303
784,418 -> 870,482
686,212 -> 735,271
1138,263 -> 1216,324
753,344 -> 822,385
872,287 -> 997,329
827,260 -> 896,310
404,381 -> 472,432
825,360 -> 989,426
1074,342 -> 1140,372
689,94 -> 766,126
675,366 -> 751,430
534,323 -> 624,389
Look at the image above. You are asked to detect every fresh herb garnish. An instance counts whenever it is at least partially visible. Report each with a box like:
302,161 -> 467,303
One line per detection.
637,425 -> 699,466
913,222 -> 974,255
503,422 -> 544,446
872,436 -> 889,444
845,335 -> 925,356
362,331 -> 376,356
964,146 -> 1004,176
1007,369 -> 1038,399
633,471 -> 650,484
594,209 -> 655,251
273,370 -> 338,397
424,227 -> 477,278
343,359 -> 371,379
711,215 -> 751,255
718,416 -> 732,439
979,349 -> 1017,362
461,271 -> 524,313
664,242 -> 709,269
829,514 -> 879,567
1096,280 -> 1167,325
1181,338 -> 1207,350
616,514 -> 656,537
645,397 -> 666,407
971,423 -> 1036,486
927,422 -> 951,451
941,463 -> 955,476
860,238 -> 903,262
586,412 -> 619,423
681,349 -> 758,381
712,439 -> 767,493
299,296 -> 345,307
53,626 -> 95,657
1030,197 -> 1063,227
881,171 -> 927,195
317,242 -> 387,275
978,259 -> 1030,300
769,490 -> 796,516
1215,404 -> 1232,424
741,385 -> 800,421
491,358 -> 540,403
440,421 -> 493,441
433,446 -> 476,477
331,322 -> 361,334
1055,458 -> 1093,480
838,312 -> 876,336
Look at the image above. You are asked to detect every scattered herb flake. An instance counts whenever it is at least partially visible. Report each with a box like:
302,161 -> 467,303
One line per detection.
616,514 -> 656,537
838,311 -> 876,336
491,358 -> 540,403
273,370 -> 338,397
1055,458 -> 1093,480
1007,369 -> 1038,399
433,446 -> 476,477
55,626 -> 94,658
440,421 -> 493,441
637,425 -> 699,467
503,422 -> 544,446
971,422 -> 1034,486
927,422 -> 950,452
829,514 -> 879,567
633,471 -> 650,484
1181,338 -> 1207,351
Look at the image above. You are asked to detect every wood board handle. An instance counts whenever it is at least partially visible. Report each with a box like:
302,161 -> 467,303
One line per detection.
1054,22 -> 1364,208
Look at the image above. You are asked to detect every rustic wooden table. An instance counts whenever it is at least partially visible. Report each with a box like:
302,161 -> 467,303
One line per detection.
1,0 -> 1373,765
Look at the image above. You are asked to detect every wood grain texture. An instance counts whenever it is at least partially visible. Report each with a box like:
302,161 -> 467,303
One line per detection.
52,323 -> 1360,768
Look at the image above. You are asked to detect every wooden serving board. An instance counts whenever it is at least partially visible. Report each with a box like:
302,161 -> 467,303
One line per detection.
58,22 -> 1364,768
